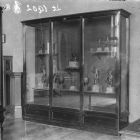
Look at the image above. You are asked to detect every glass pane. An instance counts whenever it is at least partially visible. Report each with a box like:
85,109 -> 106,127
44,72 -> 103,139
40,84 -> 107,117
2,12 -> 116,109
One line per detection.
25,23 -> 50,106
83,16 -> 116,113
120,16 -> 128,114
52,19 -> 81,109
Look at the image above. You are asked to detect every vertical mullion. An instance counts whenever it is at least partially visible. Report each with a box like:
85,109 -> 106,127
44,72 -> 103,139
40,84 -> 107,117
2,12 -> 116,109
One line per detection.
115,11 -> 121,133
80,17 -> 85,124
22,24 -> 27,107
49,21 -> 53,113
126,17 -> 130,122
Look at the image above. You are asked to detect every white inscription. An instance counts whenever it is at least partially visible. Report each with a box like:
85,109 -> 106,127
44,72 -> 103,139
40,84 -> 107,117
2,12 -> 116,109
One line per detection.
27,4 -> 48,13
52,4 -> 61,12
13,0 -> 22,14
3,1 -> 61,14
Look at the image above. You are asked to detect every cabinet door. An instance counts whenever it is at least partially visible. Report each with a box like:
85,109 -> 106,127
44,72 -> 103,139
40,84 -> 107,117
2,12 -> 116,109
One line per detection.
52,19 -> 81,110
83,16 -> 117,114
25,23 -> 50,106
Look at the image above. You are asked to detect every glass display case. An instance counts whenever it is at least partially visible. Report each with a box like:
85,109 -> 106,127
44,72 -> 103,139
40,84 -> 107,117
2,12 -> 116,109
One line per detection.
22,9 -> 130,134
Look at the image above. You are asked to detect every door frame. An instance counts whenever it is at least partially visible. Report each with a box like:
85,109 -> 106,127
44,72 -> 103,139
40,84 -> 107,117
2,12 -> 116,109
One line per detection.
3,56 -> 13,106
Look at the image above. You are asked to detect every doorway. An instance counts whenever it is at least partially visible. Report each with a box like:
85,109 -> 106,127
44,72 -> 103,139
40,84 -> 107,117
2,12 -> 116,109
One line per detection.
3,56 -> 13,106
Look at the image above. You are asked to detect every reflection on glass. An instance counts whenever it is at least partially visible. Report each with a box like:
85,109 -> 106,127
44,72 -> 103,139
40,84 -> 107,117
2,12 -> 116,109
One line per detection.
52,19 -> 81,109
25,23 -> 50,106
105,70 -> 115,94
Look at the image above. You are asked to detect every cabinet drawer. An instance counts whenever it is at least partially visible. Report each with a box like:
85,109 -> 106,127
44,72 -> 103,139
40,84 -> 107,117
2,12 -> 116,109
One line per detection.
52,111 -> 79,123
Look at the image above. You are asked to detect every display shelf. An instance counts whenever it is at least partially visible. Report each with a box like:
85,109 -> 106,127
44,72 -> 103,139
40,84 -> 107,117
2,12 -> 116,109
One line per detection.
65,67 -> 80,72
34,88 -> 80,93
36,53 -> 49,56
36,53 -> 58,56
84,91 -> 116,98
53,88 -> 79,94
53,89 -> 115,97
33,87 -> 49,91
52,53 -> 58,56
87,104 -> 116,115
90,51 -> 112,55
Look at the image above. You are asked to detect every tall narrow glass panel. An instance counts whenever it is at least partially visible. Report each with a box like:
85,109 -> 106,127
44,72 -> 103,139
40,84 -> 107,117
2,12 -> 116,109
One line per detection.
52,19 -> 81,109
120,15 -> 129,119
25,23 -> 50,106
83,16 -> 117,114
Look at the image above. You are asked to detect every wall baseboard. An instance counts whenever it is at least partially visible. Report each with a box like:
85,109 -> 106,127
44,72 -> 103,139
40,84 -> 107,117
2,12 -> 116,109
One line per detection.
15,105 -> 22,118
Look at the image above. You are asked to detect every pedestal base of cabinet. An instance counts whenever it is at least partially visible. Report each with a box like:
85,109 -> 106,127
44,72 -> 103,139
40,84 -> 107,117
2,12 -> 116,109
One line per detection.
24,104 -> 50,120
52,107 -> 80,124
22,9 -> 130,137
23,104 -> 128,135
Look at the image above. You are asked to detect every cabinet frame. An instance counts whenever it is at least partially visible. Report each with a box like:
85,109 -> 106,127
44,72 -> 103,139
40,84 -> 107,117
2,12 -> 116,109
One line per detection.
22,9 -> 130,135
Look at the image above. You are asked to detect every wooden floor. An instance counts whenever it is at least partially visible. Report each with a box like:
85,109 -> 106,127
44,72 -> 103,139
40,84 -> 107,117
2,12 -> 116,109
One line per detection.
2,115 -> 121,140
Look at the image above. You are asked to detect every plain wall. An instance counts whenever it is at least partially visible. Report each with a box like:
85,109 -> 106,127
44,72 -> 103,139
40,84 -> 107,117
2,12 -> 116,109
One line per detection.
1,0 -> 140,122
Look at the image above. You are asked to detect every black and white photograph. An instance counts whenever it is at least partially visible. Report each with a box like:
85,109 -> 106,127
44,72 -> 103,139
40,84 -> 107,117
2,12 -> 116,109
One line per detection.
0,0 -> 140,139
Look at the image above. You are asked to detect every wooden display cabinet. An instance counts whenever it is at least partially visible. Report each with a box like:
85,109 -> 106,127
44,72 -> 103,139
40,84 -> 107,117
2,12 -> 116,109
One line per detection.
22,9 -> 130,135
